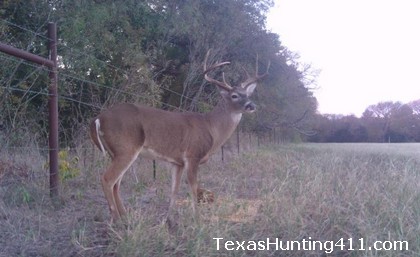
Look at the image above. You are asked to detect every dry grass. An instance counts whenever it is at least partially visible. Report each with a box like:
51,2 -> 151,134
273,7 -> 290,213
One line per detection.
0,143 -> 419,256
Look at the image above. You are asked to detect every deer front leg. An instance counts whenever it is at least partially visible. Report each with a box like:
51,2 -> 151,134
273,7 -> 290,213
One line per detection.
166,164 -> 183,227
186,160 -> 200,221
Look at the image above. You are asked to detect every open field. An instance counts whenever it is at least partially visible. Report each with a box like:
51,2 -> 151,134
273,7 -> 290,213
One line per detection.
0,143 -> 419,256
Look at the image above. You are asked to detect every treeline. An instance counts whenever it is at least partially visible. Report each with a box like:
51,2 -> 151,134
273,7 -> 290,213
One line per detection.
310,100 -> 420,143
0,0 -> 317,146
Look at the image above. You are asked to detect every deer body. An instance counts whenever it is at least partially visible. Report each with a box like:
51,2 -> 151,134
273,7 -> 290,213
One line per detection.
91,102 -> 242,166
90,51 -> 268,223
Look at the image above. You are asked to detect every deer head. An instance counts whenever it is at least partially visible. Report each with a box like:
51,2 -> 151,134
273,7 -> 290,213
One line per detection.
203,50 -> 269,114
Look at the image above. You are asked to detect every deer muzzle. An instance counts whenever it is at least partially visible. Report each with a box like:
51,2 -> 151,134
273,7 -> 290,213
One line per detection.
245,102 -> 256,113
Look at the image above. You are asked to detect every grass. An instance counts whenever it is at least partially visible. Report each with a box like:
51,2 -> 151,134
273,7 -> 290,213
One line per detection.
0,143 -> 419,256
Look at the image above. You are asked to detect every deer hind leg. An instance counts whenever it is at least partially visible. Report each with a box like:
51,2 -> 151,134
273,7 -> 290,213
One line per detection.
113,176 -> 126,217
102,152 -> 138,222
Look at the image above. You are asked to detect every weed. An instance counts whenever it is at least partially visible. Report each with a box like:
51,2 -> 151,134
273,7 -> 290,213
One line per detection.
43,149 -> 80,182
0,143 -> 419,256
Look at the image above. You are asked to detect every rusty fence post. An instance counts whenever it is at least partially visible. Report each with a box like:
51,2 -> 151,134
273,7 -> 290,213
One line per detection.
48,22 -> 59,199
236,126 -> 240,154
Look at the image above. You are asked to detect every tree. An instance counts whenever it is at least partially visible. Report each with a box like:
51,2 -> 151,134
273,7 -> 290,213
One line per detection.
309,100 -> 420,143
388,104 -> 416,142
1,0 -> 318,145
363,102 -> 401,142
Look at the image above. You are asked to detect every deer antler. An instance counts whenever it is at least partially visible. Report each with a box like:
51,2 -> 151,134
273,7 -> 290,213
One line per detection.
241,54 -> 270,88
203,50 -> 232,91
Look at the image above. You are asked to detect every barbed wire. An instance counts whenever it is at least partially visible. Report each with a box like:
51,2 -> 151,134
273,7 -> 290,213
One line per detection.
0,54 -> 182,111
0,10 -> 273,183
58,72 -> 183,111
0,85 -> 49,96
58,42 -> 211,107
1,18 -> 215,110
0,18 -> 51,41
0,54 -> 51,73
0,17 -> 240,139
1,53 -> 178,110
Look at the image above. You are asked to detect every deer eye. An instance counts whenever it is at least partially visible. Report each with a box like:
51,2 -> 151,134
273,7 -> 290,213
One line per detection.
231,94 -> 239,99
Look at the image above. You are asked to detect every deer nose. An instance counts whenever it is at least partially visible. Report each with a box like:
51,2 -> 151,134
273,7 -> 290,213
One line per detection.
245,102 -> 256,112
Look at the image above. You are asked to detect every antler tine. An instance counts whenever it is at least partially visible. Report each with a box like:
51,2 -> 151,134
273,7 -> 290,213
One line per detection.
241,55 -> 270,88
255,53 -> 259,78
203,50 -> 232,91
257,59 -> 270,79
222,72 -> 230,86
241,66 -> 251,79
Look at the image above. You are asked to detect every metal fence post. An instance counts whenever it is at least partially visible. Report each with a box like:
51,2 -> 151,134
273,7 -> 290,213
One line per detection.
0,22 -> 60,200
48,22 -> 59,199
236,127 -> 240,154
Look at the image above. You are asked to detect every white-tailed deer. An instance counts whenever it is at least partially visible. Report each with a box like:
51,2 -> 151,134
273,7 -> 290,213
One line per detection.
89,50 -> 268,223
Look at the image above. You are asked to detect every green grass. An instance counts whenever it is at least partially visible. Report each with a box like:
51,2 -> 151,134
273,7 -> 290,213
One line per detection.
0,143 -> 419,256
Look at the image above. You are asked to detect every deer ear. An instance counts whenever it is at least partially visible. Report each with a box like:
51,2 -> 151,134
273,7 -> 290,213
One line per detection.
245,83 -> 257,96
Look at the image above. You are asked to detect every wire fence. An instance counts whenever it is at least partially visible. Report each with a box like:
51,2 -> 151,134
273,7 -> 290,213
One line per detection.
0,51 -> 278,149
1,18 -> 212,107
0,19 -> 285,189
0,18 -> 284,133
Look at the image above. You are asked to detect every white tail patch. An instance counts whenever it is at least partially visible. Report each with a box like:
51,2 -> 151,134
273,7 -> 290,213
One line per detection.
95,118 -> 106,156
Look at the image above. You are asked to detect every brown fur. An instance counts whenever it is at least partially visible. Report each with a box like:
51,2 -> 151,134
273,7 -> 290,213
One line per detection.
89,54 -> 266,223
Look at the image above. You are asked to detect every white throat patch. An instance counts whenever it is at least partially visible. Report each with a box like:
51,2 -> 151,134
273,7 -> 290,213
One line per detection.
231,113 -> 242,125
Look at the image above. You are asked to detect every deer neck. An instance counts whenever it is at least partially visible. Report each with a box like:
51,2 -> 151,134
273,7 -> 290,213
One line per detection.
205,100 -> 242,149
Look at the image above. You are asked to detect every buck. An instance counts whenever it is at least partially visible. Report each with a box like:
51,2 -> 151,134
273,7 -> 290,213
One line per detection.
89,51 -> 268,223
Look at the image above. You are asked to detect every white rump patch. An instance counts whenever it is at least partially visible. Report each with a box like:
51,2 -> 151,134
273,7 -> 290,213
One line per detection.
95,119 -> 106,156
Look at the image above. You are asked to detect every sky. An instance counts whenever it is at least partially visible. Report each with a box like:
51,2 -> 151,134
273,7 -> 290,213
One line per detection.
267,0 -> 420,117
